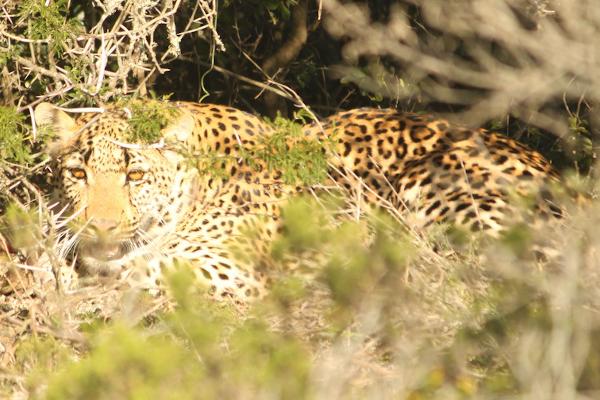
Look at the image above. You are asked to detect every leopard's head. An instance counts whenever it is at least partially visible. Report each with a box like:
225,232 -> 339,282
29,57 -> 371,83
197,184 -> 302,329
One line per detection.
35,102 -> 197,277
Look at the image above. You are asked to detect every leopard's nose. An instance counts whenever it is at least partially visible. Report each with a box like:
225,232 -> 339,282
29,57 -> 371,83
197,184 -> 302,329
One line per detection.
90,218 -> 119,234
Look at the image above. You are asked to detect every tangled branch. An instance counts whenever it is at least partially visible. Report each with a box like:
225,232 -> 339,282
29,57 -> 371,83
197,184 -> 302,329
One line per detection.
0,0 -> 223,106
323,0 -> 599,138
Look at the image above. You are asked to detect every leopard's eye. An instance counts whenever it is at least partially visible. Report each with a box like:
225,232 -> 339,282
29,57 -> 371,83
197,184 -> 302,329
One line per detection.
127,170 -> 145,182
69,168 -> 86,180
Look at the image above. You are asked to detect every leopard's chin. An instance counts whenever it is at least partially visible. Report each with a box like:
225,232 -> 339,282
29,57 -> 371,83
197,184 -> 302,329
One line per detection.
79,257 -> 124,278
78,241 -> 127,278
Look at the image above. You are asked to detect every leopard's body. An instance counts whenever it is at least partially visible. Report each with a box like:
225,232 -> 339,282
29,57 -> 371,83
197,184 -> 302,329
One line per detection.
35,102 -> 562,301
305,109 -> 562,233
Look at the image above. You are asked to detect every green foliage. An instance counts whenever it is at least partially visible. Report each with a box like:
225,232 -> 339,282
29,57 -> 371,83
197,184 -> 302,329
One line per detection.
194,113 -> 330,186
499,223 -> 533,257
229,320 -> 310,399
120,97 -> 179,144
273,197 -> 415,325
323,216 -> 413,316
0,44 -> 23,68
44,325 -> 203,400
565,114 -> 593,169
41,266 -> 311,400
0,106 -> 33,164
272,197 -> 327,257
290,58 -> 319,89
64,57 -> 93,85
14,336 -> 75,393
267,276 -> 307,309
4,192 -> 600,398
252,115 -> 330,185
0,204 -> 41,250
18,0 -> 81,56
192,151 -> 233,181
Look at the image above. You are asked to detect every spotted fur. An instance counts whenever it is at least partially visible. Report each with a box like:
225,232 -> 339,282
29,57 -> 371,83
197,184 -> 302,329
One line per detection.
35,102 -> 562,301
304,108 -> 562,233
36,102 -> 292,302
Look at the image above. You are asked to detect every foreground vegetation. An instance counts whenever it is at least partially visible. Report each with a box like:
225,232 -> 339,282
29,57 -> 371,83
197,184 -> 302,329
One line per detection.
2,184 -> 600,398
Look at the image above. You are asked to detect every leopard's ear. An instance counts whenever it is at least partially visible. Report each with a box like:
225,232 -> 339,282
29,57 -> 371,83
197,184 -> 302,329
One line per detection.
34,102 -> 79,154
162,107 -> 196,143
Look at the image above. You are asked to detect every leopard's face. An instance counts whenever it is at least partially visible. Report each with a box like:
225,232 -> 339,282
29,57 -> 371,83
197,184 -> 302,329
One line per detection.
38,105 -> 191,277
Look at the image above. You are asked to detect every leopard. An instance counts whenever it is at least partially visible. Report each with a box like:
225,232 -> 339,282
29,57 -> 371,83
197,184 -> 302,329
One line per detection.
33,101 -> 564,302
304,108 -> 564,234
35,101 -> 295,302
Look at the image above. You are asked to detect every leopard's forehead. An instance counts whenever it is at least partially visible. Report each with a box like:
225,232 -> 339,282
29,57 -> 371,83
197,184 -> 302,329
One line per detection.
76,108 -> 132,143
59,109 -> 158,171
